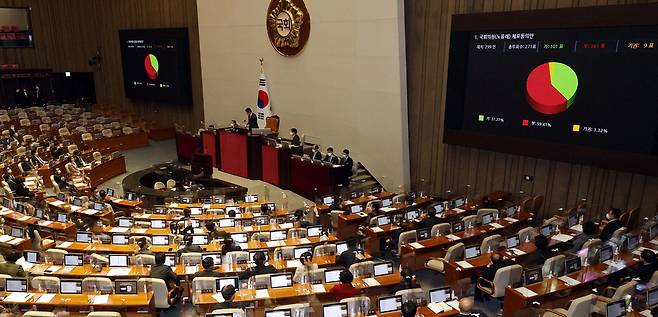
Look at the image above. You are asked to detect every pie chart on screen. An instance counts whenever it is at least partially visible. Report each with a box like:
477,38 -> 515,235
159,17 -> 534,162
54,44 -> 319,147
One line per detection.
144,54 -> 159,80
526,62 -> 578,115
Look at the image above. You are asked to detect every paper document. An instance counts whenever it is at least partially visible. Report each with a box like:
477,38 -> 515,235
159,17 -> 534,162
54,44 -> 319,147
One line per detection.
92,294 -> 109,305
39,221 -> 53,226
456,261 -> 473,269
446,234 -> 460,241
558,276 -> 580,286
286,260 -> 302,268
185,266 -> 199,274
46,265 -> 62,273
17,215 -> 31,221
211,293 -> 225,303
453,208 -> 465,213
552,234 -> 575,242
243,226 -> 253,231
110,227 -> 129,233
58,241 -> 73,248
266,241 -> 279,248
515,287 -> 538,297
279,223 -> 293,229
255,289 -> 270,299
202,204 -> 211,209
364,278 -> 380,287
409,242 -> 424,249
50,201 -> 65,206
427,302 -> 446,313
312,284 -> 326,293
509,248 -> 526,256
169,203 -> 179,208
504,217 -> 518,223
489,223 -> 504,229
298,238 -> 310,244
108,268 -> 131,276
0,235 -> 13,243
4,292 -> 32,303
371,227 -> 384,233
134,228 -> 147,234
36,293 -> 55,303
8,238 -> 24,245
570,224 -> 583,232
69,205 -> 82,211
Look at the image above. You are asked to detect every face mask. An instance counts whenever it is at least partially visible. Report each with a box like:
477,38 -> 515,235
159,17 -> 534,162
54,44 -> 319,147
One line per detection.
606,213 -> 613,220
290,132 -> 294,136
328,152 -> 333,156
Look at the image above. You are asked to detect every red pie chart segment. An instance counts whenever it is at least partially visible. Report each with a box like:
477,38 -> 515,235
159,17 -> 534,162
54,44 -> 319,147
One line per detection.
144,54 -> 159,80
526,62 -> 577,115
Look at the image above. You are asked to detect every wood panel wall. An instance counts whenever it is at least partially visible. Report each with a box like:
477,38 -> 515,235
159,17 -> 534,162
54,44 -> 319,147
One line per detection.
405,0 -> 658,221
0,0 -> 203,128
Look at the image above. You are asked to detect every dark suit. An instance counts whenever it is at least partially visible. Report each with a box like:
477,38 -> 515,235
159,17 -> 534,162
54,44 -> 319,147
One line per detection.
336,249 -> 360,268
247,113 -> 259,129
20,162 -> 33,172
291,134 -> 301,146
74,155 -> 86,168
340,156 -> 354,174
31,154 -> 45,167
416,216 -> 446,231
324,154 -> 339,165
212,300 -> 246,310
177,245 -> 203,256
193,269 -> 222,279
150,263 -> 179,285
522,249 -> 552,268
599,219 -> 622,241
311,151 -> 322,161
238,264 -> 277,281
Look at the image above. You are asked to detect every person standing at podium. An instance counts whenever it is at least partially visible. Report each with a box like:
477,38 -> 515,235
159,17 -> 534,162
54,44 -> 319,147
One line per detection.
340,149 -> 354,174
323,147 -> 339,165
245,107 -> 259,130
311,145 -> 322,160
290,128 -> 301,146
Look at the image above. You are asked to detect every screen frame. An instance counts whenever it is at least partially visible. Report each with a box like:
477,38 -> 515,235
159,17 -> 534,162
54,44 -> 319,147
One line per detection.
0,6 -> 34,48
444,4 -> 658,176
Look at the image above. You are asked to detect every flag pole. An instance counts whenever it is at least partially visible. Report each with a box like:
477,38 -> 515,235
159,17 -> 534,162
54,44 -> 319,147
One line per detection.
259,57 -> 264,74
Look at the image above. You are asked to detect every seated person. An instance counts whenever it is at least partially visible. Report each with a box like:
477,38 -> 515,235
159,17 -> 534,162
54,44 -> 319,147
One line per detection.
193,257 -> 221,278
13,176 -> 33,198
221,236 -> 242,256
65,156 -> 81,175
329,270 -> 360,301
136,237 -> 153,255
323,147 -> 339,165
401,301 -> 417,317
0,251 -> 26,277
293,209 -> 313,228
630,249 -> 658,284
212,285 -> 246,310
599,208 -> 623,241
567,221 -> 598,253
336,238 -> 362,268
19,156 -> 33,173
238,251 -> 277,281
293,251 -> 318,284
72,150 -> 87,168
415,207 -> 447,230
177,236 -> 203,255
522,234 -> 552,267
365,201 -> 382,217
391,268 -> 417,293
457,297 -> 485,317
150,253 -> 179,287
311,145 -> 322,160
475,252 -> 511,301
52,168 -> 70,189
167,279 -> 184,306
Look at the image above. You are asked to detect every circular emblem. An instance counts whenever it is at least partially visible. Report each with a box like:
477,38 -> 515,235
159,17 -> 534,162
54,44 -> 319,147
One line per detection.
266,0 -> 310,56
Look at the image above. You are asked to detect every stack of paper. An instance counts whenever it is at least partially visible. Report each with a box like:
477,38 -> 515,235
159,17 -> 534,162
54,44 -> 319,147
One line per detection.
110,227 -> 129,233
0,235 -> 13,243
238,243 -> 249,250
255,289 -> 269,299
279,223 -> 293,229
364,278 -> 380,287
51,201 -> 65,206
312,284 -> 326,293
212,293 -> 226,303
380,207 -> 395,212
409,242 -> 424,249
92,294 -> 109,305
58,241 -> 73,248
45,265 -> 61,273
108,268 -> 131,276
4,292 -> 32,303
82,209 -> 98,215
39,220 -> 53,226
509,248 -> 526,255
453,208 -> 465,213
185,266 -> 199,274
59,266 -> 75,273
0,210 -> 12,215
515,287 -> 538,297
69,205 -> 82,211
243,226 -> 253,231
489,223 -> 504,229
134,228 -> 147,234
8,238 -> 24,245
266,241 -> 279,248
456,261 -> 473,269
558,276 -> 580,286
446,234 -> 460,241
371,227 -> 384,233
552,234 -> 575,242
36,293 -> 55,303
504,217 -> 518,223
286,260 -> 302,268
17,215 -> 31,221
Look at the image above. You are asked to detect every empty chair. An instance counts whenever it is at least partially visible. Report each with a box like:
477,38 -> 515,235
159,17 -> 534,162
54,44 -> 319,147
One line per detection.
542,294 -> 596,317
101,129 -> 113,138
313,244 -> 337,257
209,309 -> 245,317
251,232 -> 270,242
93,151 -> 102,162
627,208 -> 640,230
87,313 -> 122,317
480,234 -> 502,254
39,123 -> 50,132
226,251 -> 249,263
133,254 -> 155,265
16,146 -> 27,156
31,276 -> 60,293
542,216 -> 561,227
398,230 -> 417,254
477,208 -> 499,223
542,254 -> 566,277
330,210 -> 343,230
431,223 -> 451,237
45,249 -> 68,265
22,135 -> 33,143
287,228 -> 308,239
392,194 -> 407,204
154,182 -> 165,190
532,195 -> 545,212
366,199 -> 382,210
306,268 -> 326,283
395,288 -> 426,304
138,278 -> 169,309
593,281 -> 637,313
82,277 -> 114,293
82,133 -> 93,141
520,197 -> 533,212
274,304 -> 310,317
122,126 -> 133,135
0,114 -> 9,123
250,273 -> 274,289
476,264 -> 523,298
17,111 -> 28,119
93,123 -> 104,131
340,296 -> 371,317
111,121 -> 121,129
425,242 -> 464,273
611,227 -> 628,239
166,179 -> 176,189
75,126 -> 86,133
41,117 -> 52,124
463,215 -> 477,227
67,144 -> 78,154
349,260 -> 374,278
23,313 -> 56,317
58,127 -> 70,136
518,227 -> 537,244
19,118 -> 31,127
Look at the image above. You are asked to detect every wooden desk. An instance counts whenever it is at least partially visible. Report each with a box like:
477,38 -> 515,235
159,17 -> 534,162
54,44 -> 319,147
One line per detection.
0,207 -> 77,237
290,156 -> 347,200
400,212 -> 533,271
0,291 -> 154,316
28,263 -> 149,278
87,155 -> 127,187
86,131 -> 149,151
106,196 -> 143,210
378,307 -> 459,317
46,197 -> 113,221
54,241 -> 140,254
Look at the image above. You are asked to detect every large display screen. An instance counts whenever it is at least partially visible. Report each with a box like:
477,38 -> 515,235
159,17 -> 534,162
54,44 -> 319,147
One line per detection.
0,7 -> 33,48
444,5 -> 658,175
119,28 -> 191,104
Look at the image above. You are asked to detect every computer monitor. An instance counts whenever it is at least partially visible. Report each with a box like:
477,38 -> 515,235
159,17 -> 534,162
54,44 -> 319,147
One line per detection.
56,193 -> 66,202
373,261 -> 394,277
112,234 -> 129,245
72,197 -> 82,207
106,188 -> 115,196
350,192 -> 360,199
540,224 -> 553,237
270,273 -> 293,289
452,197 -> 465,207
216,276 -> 239,291
322,196 -> 334,205
307,226 -> 322,237
180,196 -> 192,204
417,228 -> 430,241
565,257 -> 582,274
376,216 -> 390,227
606,299 -> 626,317
336,242 -> 348,255
76,231 -> 92,243
378,295 -> 402,313
60,280 -> 83,294
324,269 -> 342,283
322,303 -> 348,317
626,234 -> 639,251
567,213 -> 579,227
191,219 -> 200,228
429,287 -> 452,303
382,198 -> 392,207
152,235 -> 170,246
249,250 -> 269,262
118,217 -> 133,227
125,192 -> 137,201
109,254 -> 129,267
24,251 -> 40,264
202,253 -> 222,266
5,278 -> 27,292
191,235 -> 208,245
506,205 -> 517,217
434,204 -> 445,213
9,227 -> 23,238
150,219 -> 166,229
2,198 -> 11,209
15,203 -> 25,213
524,268 -> 543,285
600,245 -> 614,263
406,210 -> 419,220
57,213 -> 68,223
93,202 -> 105,211
648,287 -> 658,308
190,207 -> 203,215
464,245 -> 481,259
506,234 -> 520,249
266,202 -> 276,211
350,204 -> 363,214
213,195 -> 225,204
254,216 -> 269,226
294,247 -> 312,259
225,206 -> 240,215
270,230 -> 287,241
154,208 -> 166,214
481,213 -> 494,225
264,309 -> 292,317
219,218 -> 235,228
115,280 -> 138,295
370,187 -> 382,194
232,233 -> 248,244
164,254 -> 176,267
452,221 -> 464,233
35,209 -> 44,219
64,254 -> 83,266
245,194 -> 258,203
